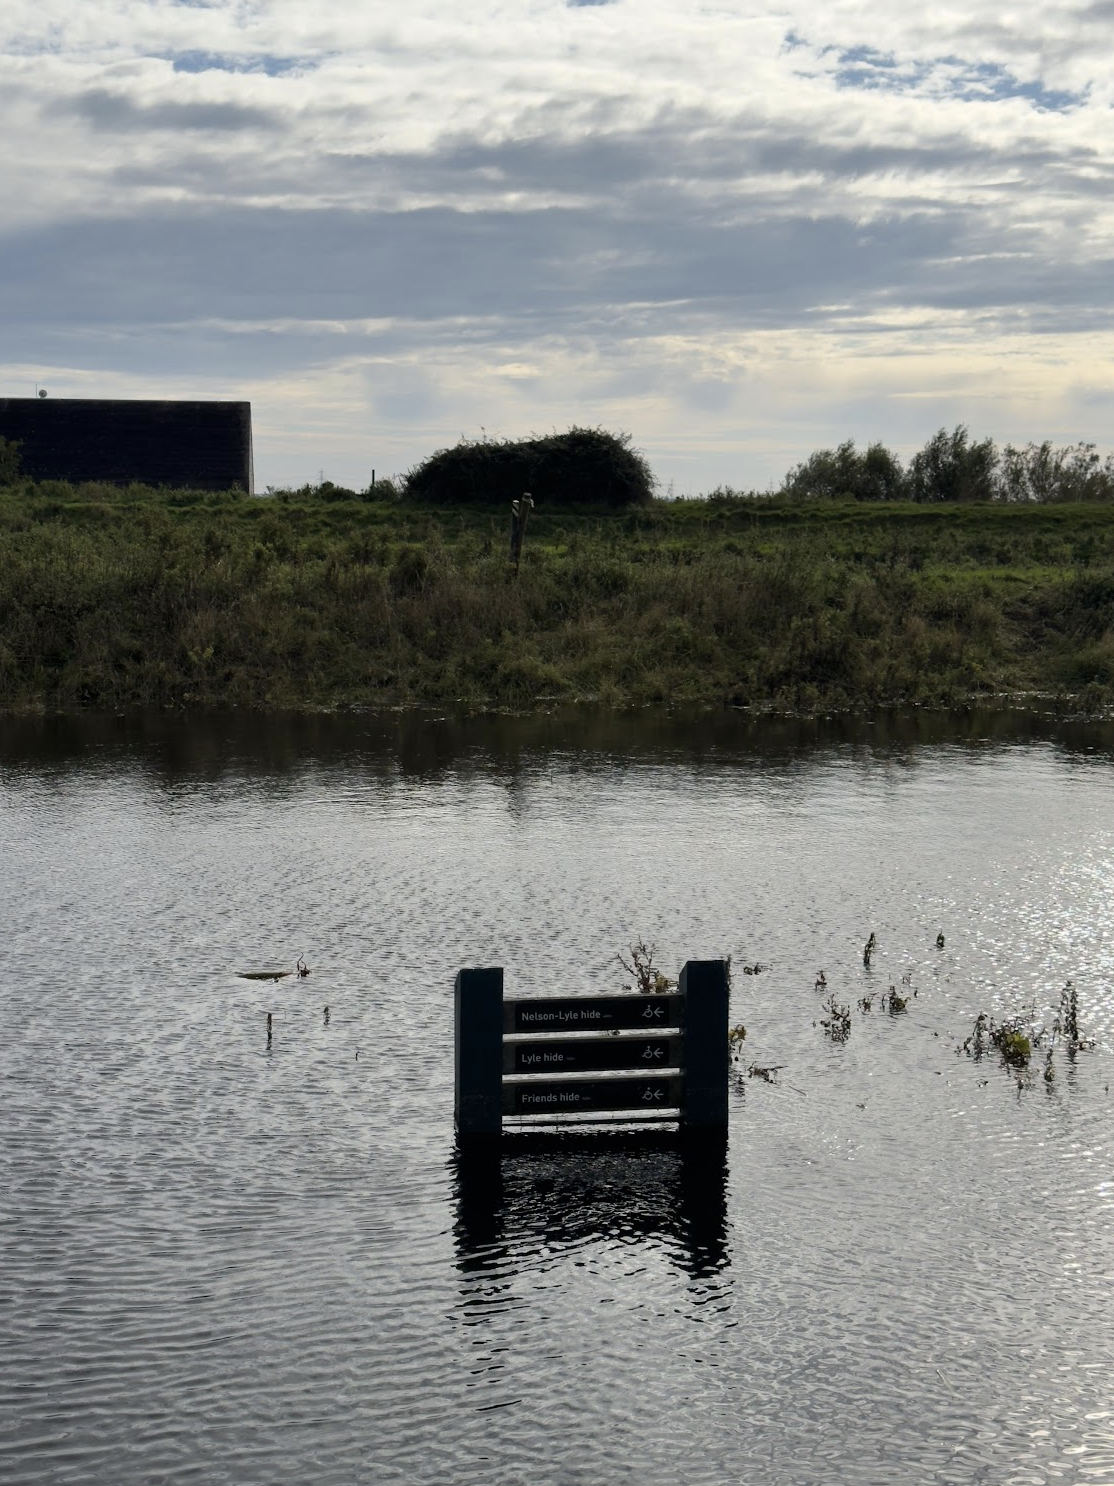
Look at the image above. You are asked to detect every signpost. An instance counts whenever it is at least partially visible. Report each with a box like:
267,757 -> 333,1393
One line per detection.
455,961 -> 729,1138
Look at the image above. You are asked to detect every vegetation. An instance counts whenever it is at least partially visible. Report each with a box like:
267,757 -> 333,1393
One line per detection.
782,426 -> 1114,504
617,940 -> 676,995
0,437 -> 20,485
3,470 -> 1114,712
959,984 -> 1094,1084
406,428 -> 655,507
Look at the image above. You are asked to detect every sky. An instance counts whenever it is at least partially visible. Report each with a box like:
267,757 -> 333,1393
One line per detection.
3,0 -> 1114,493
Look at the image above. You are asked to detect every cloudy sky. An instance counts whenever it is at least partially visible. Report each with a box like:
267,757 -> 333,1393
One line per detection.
3,0 -> 1113,491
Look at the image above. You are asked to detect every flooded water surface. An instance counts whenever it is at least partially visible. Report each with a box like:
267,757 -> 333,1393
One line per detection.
3,708 -> 1114,1485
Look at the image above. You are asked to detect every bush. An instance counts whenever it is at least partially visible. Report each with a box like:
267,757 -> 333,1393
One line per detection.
782,439 -> 905,501
406,428 -> 655,507
908,426 -> 998,503
0,436 -> 21,485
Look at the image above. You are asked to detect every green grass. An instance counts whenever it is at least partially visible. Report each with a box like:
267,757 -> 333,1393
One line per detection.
2,481 -> 1114,713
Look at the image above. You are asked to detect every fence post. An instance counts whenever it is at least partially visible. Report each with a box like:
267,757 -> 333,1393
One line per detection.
455,967 -> 504,1139
680,960 -> 729,1130
509,493 -> 533,570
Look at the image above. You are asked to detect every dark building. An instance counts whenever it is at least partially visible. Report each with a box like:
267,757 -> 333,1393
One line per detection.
0,398 -> 254,492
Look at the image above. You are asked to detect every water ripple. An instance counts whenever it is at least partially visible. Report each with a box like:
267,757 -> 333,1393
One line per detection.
3,713 -> 1114,1483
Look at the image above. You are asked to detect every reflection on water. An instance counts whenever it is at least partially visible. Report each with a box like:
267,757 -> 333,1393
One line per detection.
3,705 -> 1114,1485
6,702 -> 1114,784
454,1132 -> 729,1281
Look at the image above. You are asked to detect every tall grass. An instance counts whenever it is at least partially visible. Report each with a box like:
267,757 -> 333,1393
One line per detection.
1,483 -> 1113,711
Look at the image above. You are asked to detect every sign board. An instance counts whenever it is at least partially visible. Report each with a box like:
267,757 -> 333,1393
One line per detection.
505,995 -> 682,1034
504,1074 -> 682,1117
454,962 -> 728,1138
0,398 -> 254,493
504,1034 -> 682,1075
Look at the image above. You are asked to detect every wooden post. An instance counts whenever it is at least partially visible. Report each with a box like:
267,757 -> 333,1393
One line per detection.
509,493 -> 534,570
680,960 -> 729,1130
455,967 -> 504,1139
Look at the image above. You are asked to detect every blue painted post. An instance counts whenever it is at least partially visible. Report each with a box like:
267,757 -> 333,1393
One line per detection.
455,967 -> 504,1140
680,960 -> 729,1130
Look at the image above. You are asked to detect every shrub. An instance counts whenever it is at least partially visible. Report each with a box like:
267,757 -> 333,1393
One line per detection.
406,428 -> 655,507
0,436 -> 21,485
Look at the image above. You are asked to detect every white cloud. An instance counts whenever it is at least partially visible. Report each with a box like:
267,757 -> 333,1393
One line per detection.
3,0 -> 1114,489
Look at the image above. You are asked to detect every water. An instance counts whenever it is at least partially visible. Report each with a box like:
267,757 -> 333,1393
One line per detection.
3,708 -> 1114,1485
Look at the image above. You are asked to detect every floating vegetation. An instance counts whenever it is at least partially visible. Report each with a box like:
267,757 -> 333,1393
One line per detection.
936,933 -> 946,949
820,994 -> 852,1041
618,939 -> 676,995
858,992 -> 875,1012
746,1063 -> 782,1084
728,1024 -> 748,1054
863,932 -> 877,968
741,963 -> 770,975
239,968 -> 293,982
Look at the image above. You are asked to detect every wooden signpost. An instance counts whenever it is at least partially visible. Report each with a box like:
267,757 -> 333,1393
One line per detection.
455,961 -> 729,1138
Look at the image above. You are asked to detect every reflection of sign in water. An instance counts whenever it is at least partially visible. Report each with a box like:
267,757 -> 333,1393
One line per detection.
455,964 -> 729,1137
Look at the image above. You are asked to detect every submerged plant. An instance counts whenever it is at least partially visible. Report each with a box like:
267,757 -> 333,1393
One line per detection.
1052,980 -> 1094,1052
961,1009 -> 1034,1066
882,984 -> 909,1015
959,987 -> 1094,1082
994,1025 -> 1032,1066
618,939 -> 677,995
820,993 -> 852,1041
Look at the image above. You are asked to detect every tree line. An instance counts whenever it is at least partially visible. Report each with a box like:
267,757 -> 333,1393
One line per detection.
781,426 -> 1114,503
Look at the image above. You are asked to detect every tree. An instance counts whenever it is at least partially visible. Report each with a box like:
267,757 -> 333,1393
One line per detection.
782,439 -> 905,501
907,426 -> 998,502
998,441 -> 1114,502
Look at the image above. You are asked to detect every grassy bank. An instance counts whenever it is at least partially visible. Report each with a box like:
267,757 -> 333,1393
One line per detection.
2,483 -> 1114,712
